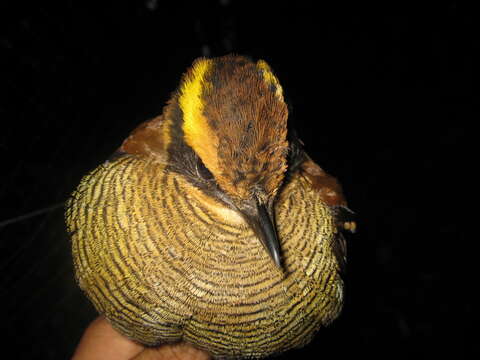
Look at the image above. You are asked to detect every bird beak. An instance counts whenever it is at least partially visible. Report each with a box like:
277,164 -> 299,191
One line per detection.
240,198 -> 282,269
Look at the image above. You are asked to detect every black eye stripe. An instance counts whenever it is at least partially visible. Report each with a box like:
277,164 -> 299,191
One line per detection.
197,157 -> 214,180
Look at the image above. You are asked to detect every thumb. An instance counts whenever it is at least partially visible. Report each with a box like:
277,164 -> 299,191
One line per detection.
130,343 -> 212,360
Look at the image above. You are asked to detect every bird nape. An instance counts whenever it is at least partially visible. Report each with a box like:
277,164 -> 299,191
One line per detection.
65,54 -> 355,359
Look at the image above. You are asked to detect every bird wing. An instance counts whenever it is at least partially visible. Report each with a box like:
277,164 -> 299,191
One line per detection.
114,115 -> 169,163
287,130 -> 355,274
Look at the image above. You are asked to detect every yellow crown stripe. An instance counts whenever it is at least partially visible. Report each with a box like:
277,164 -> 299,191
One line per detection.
179,58 -> 213,140
178,58 -> 220,175
257,60 -> 284,100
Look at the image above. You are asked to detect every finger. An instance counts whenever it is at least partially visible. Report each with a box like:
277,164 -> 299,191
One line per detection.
72,316 -> 144,360
130,343 -> 212,360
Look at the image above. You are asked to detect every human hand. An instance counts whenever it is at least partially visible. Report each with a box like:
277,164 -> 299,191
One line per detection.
72,316 -> 212,360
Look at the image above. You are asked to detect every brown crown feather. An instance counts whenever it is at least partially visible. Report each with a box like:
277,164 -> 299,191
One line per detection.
201,56 -> 289,200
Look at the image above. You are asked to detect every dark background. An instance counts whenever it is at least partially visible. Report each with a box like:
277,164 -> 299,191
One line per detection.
1,1 -> 474,359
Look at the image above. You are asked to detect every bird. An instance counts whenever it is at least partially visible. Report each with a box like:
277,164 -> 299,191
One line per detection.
65,55 -> 355,359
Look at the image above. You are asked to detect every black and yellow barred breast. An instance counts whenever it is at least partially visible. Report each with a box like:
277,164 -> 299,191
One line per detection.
66,155 -> 344,359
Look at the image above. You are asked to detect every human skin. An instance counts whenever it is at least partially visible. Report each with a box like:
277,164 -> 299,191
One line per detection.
72,317 -> 212,360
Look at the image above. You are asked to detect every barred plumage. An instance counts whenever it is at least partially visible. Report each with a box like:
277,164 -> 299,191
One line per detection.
65,55 -> 353,359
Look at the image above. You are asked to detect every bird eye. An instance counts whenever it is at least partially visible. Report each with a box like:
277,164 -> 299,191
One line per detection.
196,157 -> 214,180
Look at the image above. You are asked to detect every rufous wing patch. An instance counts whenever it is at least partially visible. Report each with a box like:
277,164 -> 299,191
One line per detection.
119,115 -> 169,162
301,157 -> 356,233
301,157 -> 348,208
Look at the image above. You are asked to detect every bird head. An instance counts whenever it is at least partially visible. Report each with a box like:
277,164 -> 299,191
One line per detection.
123,55 -> 289,267
176,55 -> 289,267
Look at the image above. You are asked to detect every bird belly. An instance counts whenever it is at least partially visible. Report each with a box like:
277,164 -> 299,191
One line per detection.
67,157 -> 344,359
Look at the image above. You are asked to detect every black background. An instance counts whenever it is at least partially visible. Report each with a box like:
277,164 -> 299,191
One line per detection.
1,1 -> 474,359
